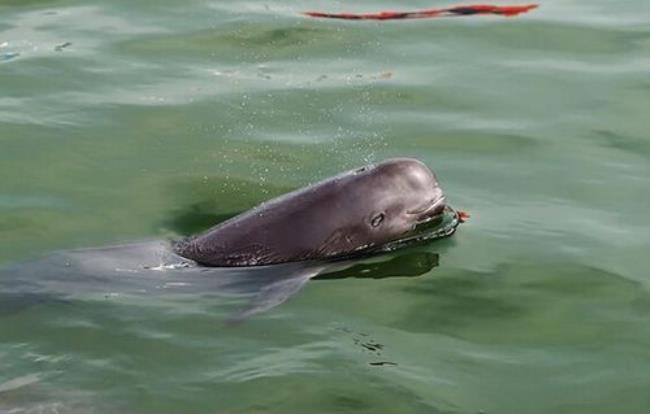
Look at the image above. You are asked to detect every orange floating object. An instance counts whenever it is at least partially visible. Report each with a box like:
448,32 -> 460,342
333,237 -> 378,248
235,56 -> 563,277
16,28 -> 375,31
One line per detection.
304,4 -> 538,20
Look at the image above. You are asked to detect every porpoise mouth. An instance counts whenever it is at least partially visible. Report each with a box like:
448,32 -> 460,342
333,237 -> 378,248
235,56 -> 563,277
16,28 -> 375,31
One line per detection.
377,199 -> 461,255
407,195 -> 447,224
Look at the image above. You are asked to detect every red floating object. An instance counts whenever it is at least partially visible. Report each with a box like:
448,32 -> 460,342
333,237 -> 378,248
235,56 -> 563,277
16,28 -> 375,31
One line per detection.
457,211 -> 470,223
304,4 -> 538,20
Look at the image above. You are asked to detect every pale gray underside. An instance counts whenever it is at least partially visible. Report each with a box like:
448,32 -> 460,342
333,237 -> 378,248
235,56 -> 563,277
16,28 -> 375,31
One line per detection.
0,241 -> 327,321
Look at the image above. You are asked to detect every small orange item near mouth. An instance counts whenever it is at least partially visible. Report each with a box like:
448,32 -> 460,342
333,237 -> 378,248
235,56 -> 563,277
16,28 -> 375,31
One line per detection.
457,210 -> 470,223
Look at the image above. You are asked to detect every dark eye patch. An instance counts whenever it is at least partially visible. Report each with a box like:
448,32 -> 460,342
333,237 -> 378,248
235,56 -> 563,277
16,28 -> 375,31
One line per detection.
371,213 -> 385,227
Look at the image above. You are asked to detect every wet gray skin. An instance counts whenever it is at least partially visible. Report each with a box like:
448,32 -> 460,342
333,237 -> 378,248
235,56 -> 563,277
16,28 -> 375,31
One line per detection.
174,158 -> 448,267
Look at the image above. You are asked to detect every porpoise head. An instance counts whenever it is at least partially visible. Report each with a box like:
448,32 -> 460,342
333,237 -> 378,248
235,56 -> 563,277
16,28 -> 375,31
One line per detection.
173,157 -> 455,267
336,158 -> 448,252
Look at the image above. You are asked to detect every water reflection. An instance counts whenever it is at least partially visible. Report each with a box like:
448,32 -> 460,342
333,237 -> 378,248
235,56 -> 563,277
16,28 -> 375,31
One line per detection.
316,251 -> 438,280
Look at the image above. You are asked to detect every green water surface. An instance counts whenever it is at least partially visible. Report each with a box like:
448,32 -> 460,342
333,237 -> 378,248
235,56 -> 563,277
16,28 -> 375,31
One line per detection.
1,0 -> 649,413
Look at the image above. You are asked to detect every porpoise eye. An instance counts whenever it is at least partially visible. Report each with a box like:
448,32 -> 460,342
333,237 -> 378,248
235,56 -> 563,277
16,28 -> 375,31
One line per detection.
355,167 -> 367,174
370,213 -> 385,227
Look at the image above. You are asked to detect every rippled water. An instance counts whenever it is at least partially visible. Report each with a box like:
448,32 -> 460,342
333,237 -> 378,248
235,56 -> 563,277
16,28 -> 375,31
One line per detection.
1,0 -> 649,412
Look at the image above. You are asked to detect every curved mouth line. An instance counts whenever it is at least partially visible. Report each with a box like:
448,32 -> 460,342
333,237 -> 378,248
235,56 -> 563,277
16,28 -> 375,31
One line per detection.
371,205 -> 461,256
407,196 -> 446,219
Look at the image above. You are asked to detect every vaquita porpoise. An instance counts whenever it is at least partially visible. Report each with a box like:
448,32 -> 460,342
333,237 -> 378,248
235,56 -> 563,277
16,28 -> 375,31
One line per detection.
1,158 -> 465,320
